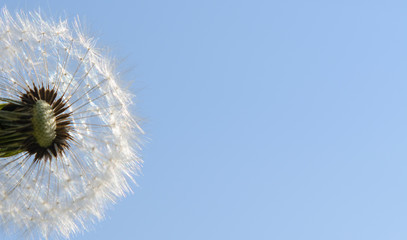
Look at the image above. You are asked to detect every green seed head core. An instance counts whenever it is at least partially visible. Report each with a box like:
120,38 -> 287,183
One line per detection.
0,85 -> 72,160
32,100 -> 57,147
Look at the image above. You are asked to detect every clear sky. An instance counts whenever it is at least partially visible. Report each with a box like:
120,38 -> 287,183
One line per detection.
3,0 -> 407,239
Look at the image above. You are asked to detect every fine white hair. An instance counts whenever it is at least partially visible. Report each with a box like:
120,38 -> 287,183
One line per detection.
0,7 -> 143,239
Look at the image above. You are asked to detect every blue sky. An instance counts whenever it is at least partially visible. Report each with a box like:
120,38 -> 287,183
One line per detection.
3,0 -> 407,239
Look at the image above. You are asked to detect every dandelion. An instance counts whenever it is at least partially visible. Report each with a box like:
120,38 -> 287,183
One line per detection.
0,7 -> 143,239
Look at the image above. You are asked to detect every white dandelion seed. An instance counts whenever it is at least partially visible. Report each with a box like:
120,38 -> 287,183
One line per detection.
0,7 -> 143,239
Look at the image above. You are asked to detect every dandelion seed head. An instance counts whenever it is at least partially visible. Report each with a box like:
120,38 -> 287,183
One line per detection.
0,7 -> 143,239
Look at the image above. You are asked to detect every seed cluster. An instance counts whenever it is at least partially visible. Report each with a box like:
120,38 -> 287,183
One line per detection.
0,85 -> 73,161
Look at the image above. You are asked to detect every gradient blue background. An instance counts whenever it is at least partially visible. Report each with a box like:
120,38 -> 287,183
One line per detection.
3,0 -> 407,239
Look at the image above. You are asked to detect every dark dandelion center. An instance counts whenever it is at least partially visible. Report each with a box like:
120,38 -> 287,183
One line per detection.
0,85 -> 73,161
